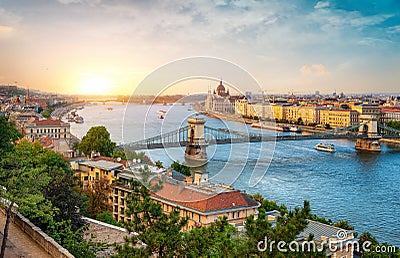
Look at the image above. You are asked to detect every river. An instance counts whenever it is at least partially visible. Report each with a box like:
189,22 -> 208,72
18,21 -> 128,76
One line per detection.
69,102 -> 400,246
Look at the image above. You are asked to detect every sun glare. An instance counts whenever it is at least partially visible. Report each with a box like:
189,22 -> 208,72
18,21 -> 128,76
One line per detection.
79,75 -> 114,95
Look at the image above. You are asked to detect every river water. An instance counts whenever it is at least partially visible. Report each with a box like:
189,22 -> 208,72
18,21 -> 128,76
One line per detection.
69,102 -> 400,246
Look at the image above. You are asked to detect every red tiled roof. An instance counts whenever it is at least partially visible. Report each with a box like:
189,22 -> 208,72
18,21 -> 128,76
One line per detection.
382,107 -> 400,113
152,182 -> 259,213
92,156 -> 128,168
30,118 -> 63,126
36,136 -> 53,147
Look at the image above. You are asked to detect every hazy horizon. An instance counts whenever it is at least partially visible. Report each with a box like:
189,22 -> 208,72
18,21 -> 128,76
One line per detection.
1,0 -> 399,95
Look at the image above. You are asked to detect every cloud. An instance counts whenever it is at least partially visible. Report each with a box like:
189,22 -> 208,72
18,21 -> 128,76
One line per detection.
0,25 -> 12,32
56,0 -> 101,5
314,1 -> 330,9
57,0 -> 81,4
300,64 -> 329,76
386,25 -> 400,34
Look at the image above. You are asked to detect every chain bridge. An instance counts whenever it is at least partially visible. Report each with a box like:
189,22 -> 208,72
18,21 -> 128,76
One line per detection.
123,116 -> 400,153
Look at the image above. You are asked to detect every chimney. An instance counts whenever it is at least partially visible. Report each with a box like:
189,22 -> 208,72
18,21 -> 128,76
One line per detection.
186,176 -> 193,184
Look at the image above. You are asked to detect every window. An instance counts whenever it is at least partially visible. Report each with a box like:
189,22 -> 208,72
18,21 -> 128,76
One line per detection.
232,212 -> 235,219
83,176 -> 88,181
95,172 -> 99,180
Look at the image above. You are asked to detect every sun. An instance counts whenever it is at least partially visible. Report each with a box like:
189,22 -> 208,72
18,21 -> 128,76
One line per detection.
79,75 -> 114,95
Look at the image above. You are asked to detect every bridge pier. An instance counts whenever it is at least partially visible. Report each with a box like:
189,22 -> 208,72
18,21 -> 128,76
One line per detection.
355,115 -> 381,152
185,117 -> 208,162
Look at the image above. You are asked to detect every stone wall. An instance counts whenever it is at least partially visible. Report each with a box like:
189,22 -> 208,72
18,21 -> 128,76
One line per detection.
5,209 -> 74,258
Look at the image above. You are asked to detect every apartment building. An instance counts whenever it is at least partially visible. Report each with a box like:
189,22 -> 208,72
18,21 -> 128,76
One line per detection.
380,107 -> 400,124
319,109 -> 359,128
72,156 -> 126,190
113,166 -> 260,231
23,118 -> 70,141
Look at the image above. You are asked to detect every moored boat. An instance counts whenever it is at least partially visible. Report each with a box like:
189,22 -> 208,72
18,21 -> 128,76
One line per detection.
314,143 -> 335,153
74,115 -> 84,124
157,109 -> 166,115
290,126 -> 302,133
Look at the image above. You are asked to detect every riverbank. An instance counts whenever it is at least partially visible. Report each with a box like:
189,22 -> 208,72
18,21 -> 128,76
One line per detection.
380,138 -> 400,144
197,108 -> 327,134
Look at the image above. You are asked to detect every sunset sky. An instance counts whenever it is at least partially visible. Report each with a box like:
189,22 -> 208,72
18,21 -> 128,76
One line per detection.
0,0 -> 399,95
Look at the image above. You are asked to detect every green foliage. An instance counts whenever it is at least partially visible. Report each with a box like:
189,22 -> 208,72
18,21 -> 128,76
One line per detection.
260,199 -> 288,214
359,232 -> 400,257
244,200 -> 326,257
170,161 -> 191,177
0,139 -> 98,257
112,150 -> 127,160
387,120 -> 400,130
155,160 -> 164,168
84,177 -> 113,218
42,108 -> 54,118
115,180 -> 188,257
0,115 -> 22,155
183,217 -> 246,257
124,149 -> 153,164
78,126 -> 116,157
386,121 -> 400,135
0,140 -> 56,228
96,211 -> 120,227
48,220 -> 108,258
252,193 -> 264,203
333,220 -> 354,230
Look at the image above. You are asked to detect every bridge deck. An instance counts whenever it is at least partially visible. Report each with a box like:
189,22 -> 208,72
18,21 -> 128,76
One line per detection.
124,123 -> 400,150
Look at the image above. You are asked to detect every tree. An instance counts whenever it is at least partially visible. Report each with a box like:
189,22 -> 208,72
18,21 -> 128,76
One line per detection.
115,180 -> 188,257
78,126 -> 116,157
42,108 -> 54,118
243,200 -> 326,257
84,177 -> 114,218
155,160 -> 164,169
183,217 -> 246,257
252,193 -> 264,203
359,232 -> 400,257
0,115 -> 22,155
333,220 -> 354,230
96,211 -> 120,226
112,150 -> 127,160
170,161 -> 191,177
0,141 -> 54,258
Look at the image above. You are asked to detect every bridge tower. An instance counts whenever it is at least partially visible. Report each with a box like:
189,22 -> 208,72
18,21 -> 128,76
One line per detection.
355,114 -> 381,152
185,117 -> 208,161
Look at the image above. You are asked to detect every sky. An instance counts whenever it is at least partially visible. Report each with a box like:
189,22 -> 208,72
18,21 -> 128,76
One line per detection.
0,0 -> 400,95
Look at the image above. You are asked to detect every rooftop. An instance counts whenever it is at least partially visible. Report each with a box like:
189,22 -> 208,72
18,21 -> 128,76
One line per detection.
152,182 -> 259,213
25,118 -> 67,126
80,160 -> 124,171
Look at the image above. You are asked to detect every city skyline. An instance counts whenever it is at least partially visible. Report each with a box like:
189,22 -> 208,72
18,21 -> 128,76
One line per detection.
0,0 -> 400,95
